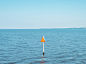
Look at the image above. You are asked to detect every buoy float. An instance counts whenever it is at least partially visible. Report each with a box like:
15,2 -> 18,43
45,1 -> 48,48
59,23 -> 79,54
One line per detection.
41,36 -> 45,55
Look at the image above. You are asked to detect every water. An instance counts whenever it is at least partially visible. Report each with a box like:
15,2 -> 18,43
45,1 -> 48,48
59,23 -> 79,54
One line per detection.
0,29 -> 86,64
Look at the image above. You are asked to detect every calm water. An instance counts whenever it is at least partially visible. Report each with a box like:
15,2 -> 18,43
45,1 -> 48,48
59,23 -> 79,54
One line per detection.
0,29 -> 86,64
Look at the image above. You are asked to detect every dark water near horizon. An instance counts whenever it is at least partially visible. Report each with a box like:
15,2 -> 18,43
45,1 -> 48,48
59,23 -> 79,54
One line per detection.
0,29 -> 86,64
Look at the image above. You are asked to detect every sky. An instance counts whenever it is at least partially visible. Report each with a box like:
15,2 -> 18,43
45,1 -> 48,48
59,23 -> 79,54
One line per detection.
0,0 -> 86,29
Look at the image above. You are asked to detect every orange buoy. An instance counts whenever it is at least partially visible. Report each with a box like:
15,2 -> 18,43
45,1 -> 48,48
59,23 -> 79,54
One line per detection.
41,36 -> 45,42
40,36 -> 45,55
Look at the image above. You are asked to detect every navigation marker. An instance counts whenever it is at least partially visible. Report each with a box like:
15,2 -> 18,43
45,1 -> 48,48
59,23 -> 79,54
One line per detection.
41,36 -> 45,55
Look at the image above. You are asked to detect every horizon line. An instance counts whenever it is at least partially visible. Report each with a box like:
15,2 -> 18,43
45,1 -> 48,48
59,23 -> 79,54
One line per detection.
0,27 -> 86,29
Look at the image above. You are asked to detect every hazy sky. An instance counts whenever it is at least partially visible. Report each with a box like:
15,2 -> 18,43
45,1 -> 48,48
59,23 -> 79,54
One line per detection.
0,0 -> 86,29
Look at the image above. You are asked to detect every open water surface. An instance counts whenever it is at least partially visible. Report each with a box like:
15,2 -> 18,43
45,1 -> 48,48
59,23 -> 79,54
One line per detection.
0,29 -> 86,64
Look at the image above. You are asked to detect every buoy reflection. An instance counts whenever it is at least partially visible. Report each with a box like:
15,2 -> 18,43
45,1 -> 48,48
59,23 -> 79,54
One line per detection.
40,55 -> 46,64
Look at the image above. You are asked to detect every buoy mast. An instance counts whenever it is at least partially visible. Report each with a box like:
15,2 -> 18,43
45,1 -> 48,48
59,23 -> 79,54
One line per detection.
40,36 -> 45,55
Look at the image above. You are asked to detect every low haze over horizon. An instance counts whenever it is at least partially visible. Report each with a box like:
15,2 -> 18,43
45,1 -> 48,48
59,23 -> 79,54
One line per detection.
0,0 -> 86,29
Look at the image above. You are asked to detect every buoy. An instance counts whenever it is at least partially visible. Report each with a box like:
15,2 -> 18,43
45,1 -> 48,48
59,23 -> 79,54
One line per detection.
41,36 -> 45,55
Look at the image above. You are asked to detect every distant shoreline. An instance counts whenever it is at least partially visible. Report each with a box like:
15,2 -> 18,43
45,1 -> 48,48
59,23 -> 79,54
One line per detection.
40,27 -> 86,29
0,28 -> 86,29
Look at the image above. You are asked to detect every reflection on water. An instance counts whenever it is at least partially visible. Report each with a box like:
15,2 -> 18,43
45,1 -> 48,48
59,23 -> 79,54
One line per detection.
40,55 -> 46,64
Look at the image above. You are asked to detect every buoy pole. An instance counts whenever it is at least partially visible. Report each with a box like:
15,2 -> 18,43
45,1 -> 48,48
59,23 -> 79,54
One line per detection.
40,36 -> 45,56
43,42 -> 44,55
